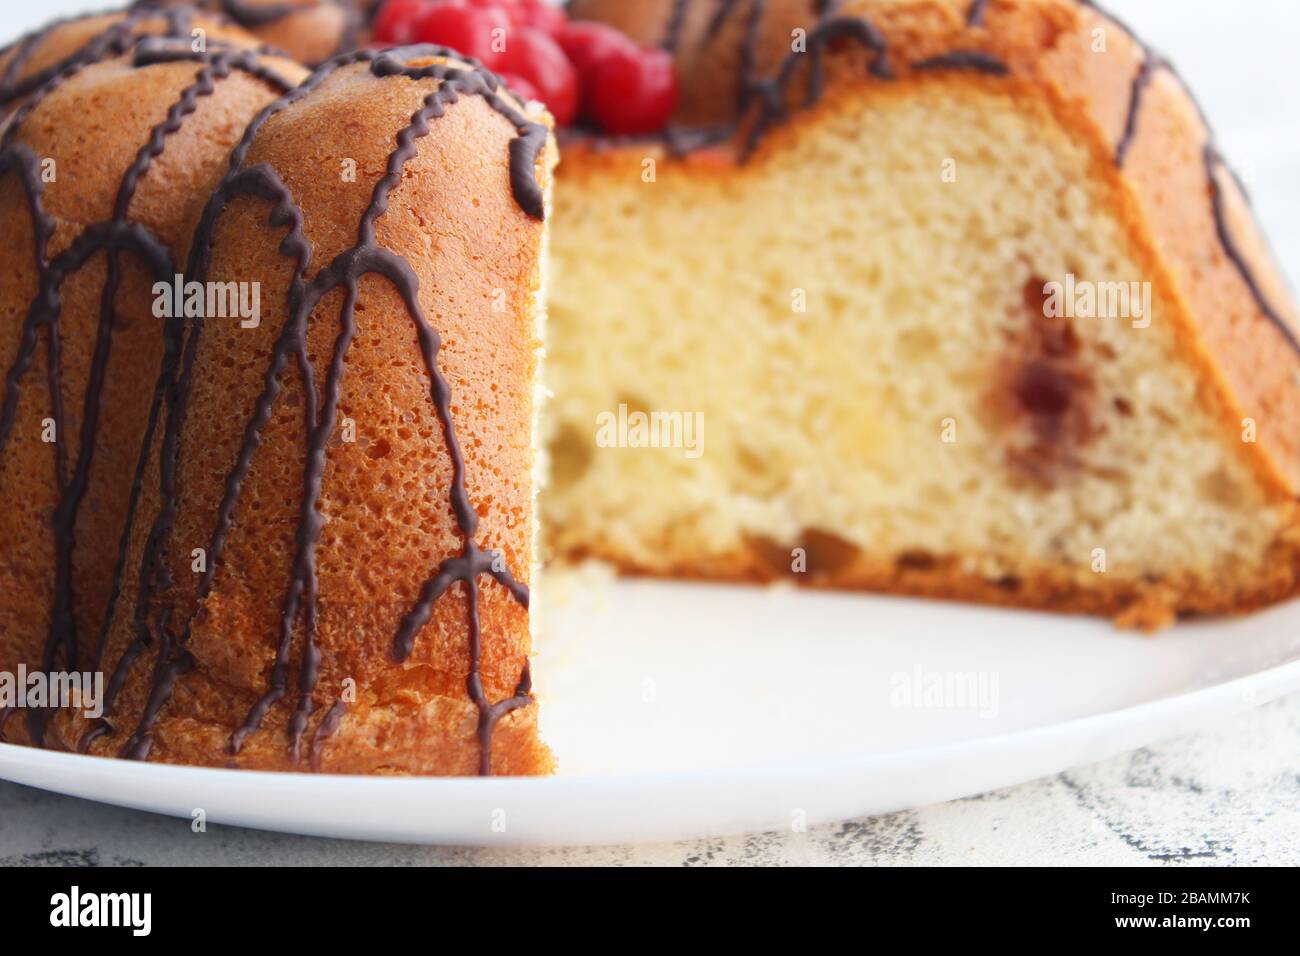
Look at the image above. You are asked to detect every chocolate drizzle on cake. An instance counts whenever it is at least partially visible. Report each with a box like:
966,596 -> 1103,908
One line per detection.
1114,48 -> 1160,167
76,718 -> 113,754
308,698 -> 346,771
1079,0 -> 1298,349
912,50 -> 1009,75
130,0 -> 364,62
0,27 -> 293,748
1205,145 -> 1299,352
97,45 -> 545,773
0,7 -> 205,109
662,0 -> 693,53
651,0 -> 893,159
0,35 -> 544,770
644,0 -> 1298,351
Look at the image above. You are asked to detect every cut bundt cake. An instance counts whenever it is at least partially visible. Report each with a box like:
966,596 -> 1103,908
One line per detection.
542,0 -> 1300,628
2,0 -> 1298,778
0,31 -> 308,749
45,45 -> 557,775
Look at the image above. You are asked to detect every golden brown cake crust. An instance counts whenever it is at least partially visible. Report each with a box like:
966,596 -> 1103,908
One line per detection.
559,0 -> 1300,626
137,0 -> 367,66
0,7 -> 267,112
42,49 -> 556,777
0,36 -> 308,750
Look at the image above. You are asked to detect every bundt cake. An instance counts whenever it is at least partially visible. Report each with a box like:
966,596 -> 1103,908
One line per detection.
1,0 -> 1298,778
542,0 -> 1300,629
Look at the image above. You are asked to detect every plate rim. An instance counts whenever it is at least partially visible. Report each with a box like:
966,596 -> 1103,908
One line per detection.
1,655 -> 1297,845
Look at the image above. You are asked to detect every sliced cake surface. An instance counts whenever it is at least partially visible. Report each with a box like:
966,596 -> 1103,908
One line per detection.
546,0 -> 1300,627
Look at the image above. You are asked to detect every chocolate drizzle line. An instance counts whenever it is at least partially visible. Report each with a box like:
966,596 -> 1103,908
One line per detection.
1078,0 -> 1297,349
308,698 -> 346,771
663,0 -> 693,53
76,718 -> 113,754
1205,145 -> 1299,352
0,6 -> 191,109
657,0 -> 893,160
0,30 -> 293,746
967,0 -> 990,28
912,50 -> 1009,75
1114,48 -> 1160,167
114,45 -> 544,774
130,0 -> 364,63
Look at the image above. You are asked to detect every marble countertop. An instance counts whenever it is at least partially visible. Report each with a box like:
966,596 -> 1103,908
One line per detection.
2,693 -> 1296,866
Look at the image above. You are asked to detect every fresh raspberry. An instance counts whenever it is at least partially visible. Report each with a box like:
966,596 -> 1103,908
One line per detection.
469,0 -> 567,36
373,0 -> 432,45
556,20 -> 639,81
499,72 -> 541,105
513,1 -> 568,37
496,26 -> 579,125
416,2 -> 513,67
588,46 -> 678,136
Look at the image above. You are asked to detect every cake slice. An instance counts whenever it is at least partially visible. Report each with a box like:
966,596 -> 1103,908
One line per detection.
51,46 -> 557,775
545,0 -> 1300,628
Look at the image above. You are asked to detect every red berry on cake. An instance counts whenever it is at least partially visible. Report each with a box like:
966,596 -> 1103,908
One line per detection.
588,45 -> 678,136
415,1 -> 512,67
557,20 -> 639,82
510,0 -> 569,37
500,71 -> 541,105
496,25 -> 579,126
373,0 -> 432,45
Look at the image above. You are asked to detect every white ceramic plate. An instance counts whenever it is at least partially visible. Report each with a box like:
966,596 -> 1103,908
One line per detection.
2,572 -> 1300,845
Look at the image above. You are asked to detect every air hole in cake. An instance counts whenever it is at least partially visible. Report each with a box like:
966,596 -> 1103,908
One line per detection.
616,393 -> 653,416
550,423 -> 594,487
896,550 -> 936,571
745,534 -> 795,577
741,530 -> 861,580
733,443 -> 785,497
1198,467 -> 1244,508
898,326 -> 942,362
800,528 -> 860,578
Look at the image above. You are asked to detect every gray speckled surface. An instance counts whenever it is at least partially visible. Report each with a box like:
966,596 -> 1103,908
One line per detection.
2,694 -> 1296,866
